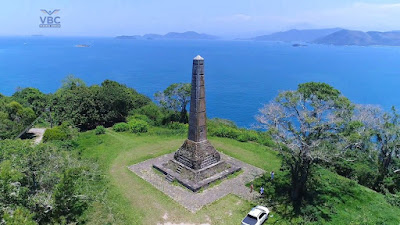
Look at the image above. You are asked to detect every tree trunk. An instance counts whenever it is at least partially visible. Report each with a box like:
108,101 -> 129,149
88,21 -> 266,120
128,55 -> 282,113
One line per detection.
179,107 -> 188,124
290,157 -> 311,209
376,150 -> 393,191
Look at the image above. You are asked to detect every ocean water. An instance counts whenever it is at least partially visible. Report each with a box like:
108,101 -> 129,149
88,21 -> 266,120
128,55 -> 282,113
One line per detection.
1,37 -> 400,127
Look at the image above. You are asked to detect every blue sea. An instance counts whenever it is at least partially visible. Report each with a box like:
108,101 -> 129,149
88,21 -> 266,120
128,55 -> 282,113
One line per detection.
1,37 -> 400,127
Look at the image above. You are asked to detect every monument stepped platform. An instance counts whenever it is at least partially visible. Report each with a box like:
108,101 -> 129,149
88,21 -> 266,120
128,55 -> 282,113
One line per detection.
154,152 -> 241,192
128,152 -> 264,212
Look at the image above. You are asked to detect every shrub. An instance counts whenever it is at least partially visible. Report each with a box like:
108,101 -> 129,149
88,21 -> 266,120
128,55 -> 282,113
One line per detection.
207,118 -> 275,146
113,122 -> 130,132
43,126 -> 68,142
95,126 -> 106,135
354,163 -> 377,189
208,118 -> 237,128
167,122 -> 188,130
127,114 -> 149,123
128,119 -> 148,133
256,133 -> 276,147
385,190 -> 400,207
237,130 -> 259,142
161,111 -> 182,125
244,130 -> 260,142
130,103 -> 162,125
3,207 -> 37,225
209,125 -> 241,139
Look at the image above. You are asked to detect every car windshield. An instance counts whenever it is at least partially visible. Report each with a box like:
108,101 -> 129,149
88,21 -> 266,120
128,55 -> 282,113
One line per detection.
243,215 -> 258,225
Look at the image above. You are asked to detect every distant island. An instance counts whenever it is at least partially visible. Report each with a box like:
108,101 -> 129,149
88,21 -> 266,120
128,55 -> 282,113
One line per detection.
250,28 -> 400,46
252,28 -> 342,42
116,31 -> 218,40
115,35 -> 142,40
75,44 -> 90,48
314,29 -> 400,46
292,43 -> 308,47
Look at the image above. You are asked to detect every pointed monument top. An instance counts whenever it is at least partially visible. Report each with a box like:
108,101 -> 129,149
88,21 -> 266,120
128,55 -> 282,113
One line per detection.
193,55 -> 204,60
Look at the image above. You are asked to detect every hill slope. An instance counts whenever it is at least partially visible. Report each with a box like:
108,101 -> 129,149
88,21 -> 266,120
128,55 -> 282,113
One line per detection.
314,29 -> 400,46
252,28 -> 341,42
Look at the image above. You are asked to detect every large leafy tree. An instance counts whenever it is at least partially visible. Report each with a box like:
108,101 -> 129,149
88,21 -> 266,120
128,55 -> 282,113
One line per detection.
348,105 -> 400,192
256,82 -> 353,204
94,80 -> 150,126
52,76 -> 150,129
372,107 -> 400,191
154,83 -> 191,123
12,88 -> 48,116
52,82 -> 98,130
0,100 -> 36,139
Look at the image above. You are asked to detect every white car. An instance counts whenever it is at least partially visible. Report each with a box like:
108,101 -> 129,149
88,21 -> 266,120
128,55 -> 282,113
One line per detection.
241,205 -> 270,225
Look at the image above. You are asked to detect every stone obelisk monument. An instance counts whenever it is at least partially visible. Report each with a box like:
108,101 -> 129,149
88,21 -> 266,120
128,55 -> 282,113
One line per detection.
154,55 -> 240,192
174,55 -> 221,170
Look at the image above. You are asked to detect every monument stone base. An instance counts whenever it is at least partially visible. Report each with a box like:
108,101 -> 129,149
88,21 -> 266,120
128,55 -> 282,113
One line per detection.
174,139 -> 221,170
153,153 -> 241,192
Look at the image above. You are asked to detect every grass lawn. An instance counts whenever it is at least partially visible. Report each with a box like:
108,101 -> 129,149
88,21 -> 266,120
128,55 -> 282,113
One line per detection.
76,128 -> 400,224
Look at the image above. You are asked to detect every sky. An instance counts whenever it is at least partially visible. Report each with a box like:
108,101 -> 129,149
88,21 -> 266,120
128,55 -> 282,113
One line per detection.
2,0 -> 400,37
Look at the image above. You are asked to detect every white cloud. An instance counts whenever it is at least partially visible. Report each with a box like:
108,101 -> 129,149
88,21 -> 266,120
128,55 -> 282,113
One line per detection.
215,14 -> 252,22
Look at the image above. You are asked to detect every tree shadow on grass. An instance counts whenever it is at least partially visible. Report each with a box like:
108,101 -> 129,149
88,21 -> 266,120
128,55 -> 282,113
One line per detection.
252,167 -> 358,223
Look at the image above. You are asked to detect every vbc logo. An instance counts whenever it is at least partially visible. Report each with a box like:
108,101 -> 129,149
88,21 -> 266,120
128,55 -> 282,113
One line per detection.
39,9 -> 61,28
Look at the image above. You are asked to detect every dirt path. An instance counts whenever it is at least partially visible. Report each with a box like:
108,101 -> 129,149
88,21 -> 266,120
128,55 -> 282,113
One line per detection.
27,128 -> 46,145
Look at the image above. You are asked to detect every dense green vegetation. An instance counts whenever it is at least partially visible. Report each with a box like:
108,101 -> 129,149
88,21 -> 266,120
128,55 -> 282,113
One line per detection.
0,97 -> 36,140
52,76 -> 151,130
1,77 -> 400,224
11,88 -> 48,116
0,139 -> 104,224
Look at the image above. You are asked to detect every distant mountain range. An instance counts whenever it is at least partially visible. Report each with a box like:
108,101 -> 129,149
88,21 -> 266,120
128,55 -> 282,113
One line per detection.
116,31 -> 218,40
117,29 -> 400,46
251,28 -> 400,46
314,29 -> 400,46
252,28 -> 342,42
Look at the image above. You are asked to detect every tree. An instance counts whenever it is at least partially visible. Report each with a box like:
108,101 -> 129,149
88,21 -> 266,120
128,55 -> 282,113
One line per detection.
52,84 -> 98,129
61,74 -> 86,90
12,88 -> 48,116
372,107 -> 400,190
155,83 -> 191,123
343,104 -> 382,152
52,78 -> 150,130
350,105 -> 400,191
52,168 -> 87,224
94,80 -> 150,126
256,82 -> 352,205
0,101 -> 36,139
